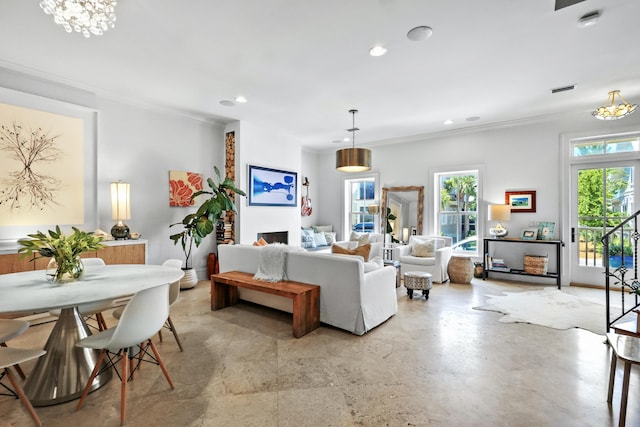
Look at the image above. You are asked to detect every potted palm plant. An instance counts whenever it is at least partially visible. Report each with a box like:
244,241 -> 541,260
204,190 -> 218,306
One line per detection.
170,166 -> 245,288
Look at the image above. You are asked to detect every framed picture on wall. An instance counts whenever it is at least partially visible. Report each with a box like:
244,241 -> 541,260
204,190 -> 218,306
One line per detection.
505,190 -> 536,213
248,164 -> 298,207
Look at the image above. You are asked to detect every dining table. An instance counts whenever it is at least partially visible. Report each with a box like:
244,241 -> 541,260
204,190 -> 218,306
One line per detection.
0,264 -> 184,406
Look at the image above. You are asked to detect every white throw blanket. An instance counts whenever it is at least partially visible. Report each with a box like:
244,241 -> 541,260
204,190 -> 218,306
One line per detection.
253,244 -> 304,282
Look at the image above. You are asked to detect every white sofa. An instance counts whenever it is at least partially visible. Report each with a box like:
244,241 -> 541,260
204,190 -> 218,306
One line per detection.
396,235 -> 453,283
217,244 -> 398,335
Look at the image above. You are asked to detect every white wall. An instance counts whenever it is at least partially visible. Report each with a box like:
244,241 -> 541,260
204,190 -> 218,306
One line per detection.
233,121 -> 303,246
0,68 -> 225,278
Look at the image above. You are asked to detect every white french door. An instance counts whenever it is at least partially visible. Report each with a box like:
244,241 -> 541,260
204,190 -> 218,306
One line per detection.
570,161 -> 638,285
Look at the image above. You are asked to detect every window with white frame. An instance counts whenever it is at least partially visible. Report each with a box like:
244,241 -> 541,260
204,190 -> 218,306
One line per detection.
435,170 -> 479,254
344,177 -> 377,236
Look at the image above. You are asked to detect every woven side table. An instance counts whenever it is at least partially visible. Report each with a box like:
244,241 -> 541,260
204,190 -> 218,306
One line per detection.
403,271 -> 432,299
448,255 -> 473,284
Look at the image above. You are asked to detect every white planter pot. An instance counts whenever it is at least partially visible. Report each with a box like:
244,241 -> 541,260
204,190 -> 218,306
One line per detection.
180,268 -> 198,289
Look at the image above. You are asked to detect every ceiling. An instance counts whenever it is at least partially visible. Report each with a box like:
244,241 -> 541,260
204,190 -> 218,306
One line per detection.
0,0 -> 639,150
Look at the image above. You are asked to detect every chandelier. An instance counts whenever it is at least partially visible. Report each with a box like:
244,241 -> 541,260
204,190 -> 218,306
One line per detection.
336,109 -> 372,172
592,90 -> 638,120
40,0 -> 117,38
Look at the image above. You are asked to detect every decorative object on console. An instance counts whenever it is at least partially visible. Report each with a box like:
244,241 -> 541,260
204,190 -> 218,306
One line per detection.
336,109 -> 372,172
169,170 -> 203,207
40,0 -> 118,38
488,204 -> 511,238
592,90 -> 637,120
521,228 -> 537,240
248,164 -> 297,206
505,190 -> 536,213
301,176 -> 312,216
110,181 -> 130,239
17,225 -> 104,284
537,222 -> 555,240
170,165 -> 245,271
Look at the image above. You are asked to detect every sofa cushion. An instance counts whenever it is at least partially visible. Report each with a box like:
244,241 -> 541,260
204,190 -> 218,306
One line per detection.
301,229 -> 316,248
364,256 -> 384,273
332,243 -> 371,260
399,255 -> 436,266
313,231 -> 328,247
350,231 -> 370,245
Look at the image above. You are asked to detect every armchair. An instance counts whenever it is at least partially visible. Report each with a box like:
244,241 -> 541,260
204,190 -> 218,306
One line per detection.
397,235 -> 452,283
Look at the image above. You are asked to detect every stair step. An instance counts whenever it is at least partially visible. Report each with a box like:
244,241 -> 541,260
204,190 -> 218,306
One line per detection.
612,319 -> 640,338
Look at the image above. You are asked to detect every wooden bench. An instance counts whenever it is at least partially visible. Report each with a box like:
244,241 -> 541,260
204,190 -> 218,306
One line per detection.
210,271 -> 320,338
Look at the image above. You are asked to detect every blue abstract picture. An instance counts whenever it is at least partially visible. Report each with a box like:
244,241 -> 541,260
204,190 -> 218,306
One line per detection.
248,165 -> 298,206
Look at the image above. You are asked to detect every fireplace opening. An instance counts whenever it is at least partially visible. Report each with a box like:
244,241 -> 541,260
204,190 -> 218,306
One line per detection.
257,231 -> 288,244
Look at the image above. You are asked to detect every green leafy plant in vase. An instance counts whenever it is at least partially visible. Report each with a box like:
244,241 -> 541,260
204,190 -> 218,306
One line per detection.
170,166 -> 245,277
18,226 -> 105,284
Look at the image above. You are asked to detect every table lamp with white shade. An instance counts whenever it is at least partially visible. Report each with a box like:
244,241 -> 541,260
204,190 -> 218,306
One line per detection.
488,204 -> 511,238
111,181 -> 131,239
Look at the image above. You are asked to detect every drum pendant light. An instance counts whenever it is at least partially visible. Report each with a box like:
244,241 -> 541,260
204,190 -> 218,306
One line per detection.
336,109 -> 371,172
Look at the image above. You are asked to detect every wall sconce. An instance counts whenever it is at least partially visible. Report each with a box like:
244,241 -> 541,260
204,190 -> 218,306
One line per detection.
488,204 -> 511,238
111,181 -> 131,239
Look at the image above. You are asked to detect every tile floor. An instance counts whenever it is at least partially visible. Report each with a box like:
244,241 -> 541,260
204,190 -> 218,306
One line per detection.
1,278 -> 639,427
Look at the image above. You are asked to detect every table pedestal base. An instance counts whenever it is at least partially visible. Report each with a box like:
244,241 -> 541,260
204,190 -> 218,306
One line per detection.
24,307 -> 112,406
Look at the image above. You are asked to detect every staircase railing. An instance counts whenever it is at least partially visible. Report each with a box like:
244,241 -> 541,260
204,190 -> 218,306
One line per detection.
602,210 -> 640,332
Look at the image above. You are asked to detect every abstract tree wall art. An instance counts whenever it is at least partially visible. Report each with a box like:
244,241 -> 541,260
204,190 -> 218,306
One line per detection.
0,102 -> 84,226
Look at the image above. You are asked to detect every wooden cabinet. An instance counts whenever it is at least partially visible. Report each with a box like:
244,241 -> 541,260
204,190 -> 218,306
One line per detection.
0,240 -> 147,274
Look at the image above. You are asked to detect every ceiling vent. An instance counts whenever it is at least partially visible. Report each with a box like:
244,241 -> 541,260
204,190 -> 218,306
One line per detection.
551,85 -> 576,94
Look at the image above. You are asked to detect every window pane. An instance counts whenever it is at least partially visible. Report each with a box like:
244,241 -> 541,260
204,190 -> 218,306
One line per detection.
573,137 -> 639,157
436,170 -> 479,254
347,178 -> 376,234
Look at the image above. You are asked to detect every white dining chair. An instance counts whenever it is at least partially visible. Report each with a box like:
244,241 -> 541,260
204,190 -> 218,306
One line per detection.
0,346 -> 46,426
112,259 -> 184,351
76,283 -> 174,426
49,258 -> 111,331
0,319 -> 30,380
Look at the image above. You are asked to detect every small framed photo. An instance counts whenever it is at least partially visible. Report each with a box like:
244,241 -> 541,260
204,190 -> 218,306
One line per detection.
521,228 -> 537,240
505,190 -> 536,213
537,222 -> 555,240
248,164 -> 297,207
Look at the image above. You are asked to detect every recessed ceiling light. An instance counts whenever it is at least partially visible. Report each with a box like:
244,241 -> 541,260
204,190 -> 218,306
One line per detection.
369,46 -> 387,57
235,96 -> 248,103
219,100 -> 235,107
443,119 -> 454,125
578,10 -> 600,28
407,26 -> 433,41
466,116 -> 481,122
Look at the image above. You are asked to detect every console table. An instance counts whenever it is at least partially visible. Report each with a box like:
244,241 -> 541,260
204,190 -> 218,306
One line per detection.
482,238 -> 563,289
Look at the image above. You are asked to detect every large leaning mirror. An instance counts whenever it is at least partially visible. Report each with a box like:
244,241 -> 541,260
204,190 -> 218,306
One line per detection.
381,186 -> 424,242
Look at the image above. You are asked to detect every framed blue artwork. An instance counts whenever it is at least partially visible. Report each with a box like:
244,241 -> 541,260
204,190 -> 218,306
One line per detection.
248,165 -> 297,207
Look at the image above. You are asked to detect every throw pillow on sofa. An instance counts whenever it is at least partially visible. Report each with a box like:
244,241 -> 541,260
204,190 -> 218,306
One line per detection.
413,240 -> 435,257
252,237 -> 269,247
313,225 -> 333,233
363,256 -> 384,273
323,231 -> 337,245
350,231 -> 370,245
313,231 -> 328,247
332,243 -> 371,260
301,229 -> 316,248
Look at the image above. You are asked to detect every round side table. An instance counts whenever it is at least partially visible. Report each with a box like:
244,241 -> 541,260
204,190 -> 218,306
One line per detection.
403,271 -> 432,299
447,255 -> 473,284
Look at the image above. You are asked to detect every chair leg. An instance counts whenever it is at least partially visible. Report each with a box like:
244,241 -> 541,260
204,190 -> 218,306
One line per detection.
157,329 -> 163,342
0,343 -> 26,380
5,367 -> 42,427
166,316 -> 184,352
77,349 -> 107,411
149,340 -> 174,389
121,348 -> 128,426
96,312 -> 108,331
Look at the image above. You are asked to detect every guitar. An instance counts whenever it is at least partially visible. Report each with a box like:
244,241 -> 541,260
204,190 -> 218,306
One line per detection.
301,177 -> 312,216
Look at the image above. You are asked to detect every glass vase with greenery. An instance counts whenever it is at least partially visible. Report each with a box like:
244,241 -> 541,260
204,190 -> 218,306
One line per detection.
18,226 -> 105,283
170,166 -> 245,269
